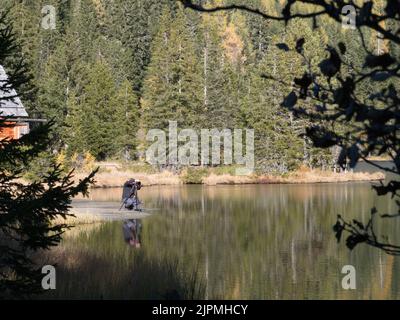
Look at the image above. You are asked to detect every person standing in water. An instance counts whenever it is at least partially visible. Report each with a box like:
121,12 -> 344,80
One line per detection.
121,179 -> 142,211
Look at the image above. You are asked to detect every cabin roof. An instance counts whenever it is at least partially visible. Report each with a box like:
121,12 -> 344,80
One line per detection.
0,65 -> 29,118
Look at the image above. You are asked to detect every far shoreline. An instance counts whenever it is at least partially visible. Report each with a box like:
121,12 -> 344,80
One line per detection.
86,179 -> 384,189
72,164 -> 386,189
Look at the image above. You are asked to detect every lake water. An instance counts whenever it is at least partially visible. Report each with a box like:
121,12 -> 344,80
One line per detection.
42,173 -> 400,300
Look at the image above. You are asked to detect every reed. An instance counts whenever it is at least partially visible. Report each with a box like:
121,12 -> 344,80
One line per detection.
52,212 -> 103,227
72,162 -> 385,187
203,170 -> 384,185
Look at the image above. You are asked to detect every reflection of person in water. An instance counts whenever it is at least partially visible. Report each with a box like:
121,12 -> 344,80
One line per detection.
122,219 -> 142,248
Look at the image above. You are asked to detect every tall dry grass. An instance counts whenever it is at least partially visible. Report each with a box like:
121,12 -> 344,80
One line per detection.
73,162 -> 385,187
52,212 -> 103,226
74,168 -> 181,188
203,170 -> 384,185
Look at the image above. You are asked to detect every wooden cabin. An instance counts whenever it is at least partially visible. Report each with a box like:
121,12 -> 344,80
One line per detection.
0,65 -> 30,140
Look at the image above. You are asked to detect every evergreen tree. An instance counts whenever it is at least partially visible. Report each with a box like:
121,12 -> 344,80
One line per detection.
141,5 -> 203,131
0,11 -> 96,298
113,79 -> 140,161
3,0 -> 374,174
66,61 -> 116,159
242,0 -> 280,61
105,0 -> 166,92
242,65 -> 303,173
37,31 -> 87,147
240,18 -> 333,172
200,15 -> 231,128
65,61 -> 137,160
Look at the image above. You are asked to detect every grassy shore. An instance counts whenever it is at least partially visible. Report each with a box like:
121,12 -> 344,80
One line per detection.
53,213 -> 104,226
72,163 -> 385,188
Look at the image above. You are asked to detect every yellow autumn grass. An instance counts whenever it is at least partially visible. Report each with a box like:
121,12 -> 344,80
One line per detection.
52,212 -> 103,226
74,169 -> 181,188
203,174 -> 255,185
281,169 -> 385,184
72,162 -> 385,187
203,170 -> 385,185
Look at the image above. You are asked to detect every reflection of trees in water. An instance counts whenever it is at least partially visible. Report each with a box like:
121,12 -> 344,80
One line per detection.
40,223 -> 205,300
142,185 -> 400,299
52,185 -> 400,299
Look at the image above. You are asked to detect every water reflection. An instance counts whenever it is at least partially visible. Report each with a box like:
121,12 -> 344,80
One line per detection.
122,219 -> 142,248
45,183 -> 400,300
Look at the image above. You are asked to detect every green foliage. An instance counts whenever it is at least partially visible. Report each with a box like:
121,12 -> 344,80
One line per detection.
0,10 -> 96,298
4,0 -> 378,173
105,0 -> 166,92
181,167 -> 209,184
65,61 -> 138,160
23,151 -> 58,181
142,5 -> 203,131
199,0 -> 400,255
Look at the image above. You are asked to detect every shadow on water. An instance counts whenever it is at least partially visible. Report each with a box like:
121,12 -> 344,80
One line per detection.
42,179 -> 400,300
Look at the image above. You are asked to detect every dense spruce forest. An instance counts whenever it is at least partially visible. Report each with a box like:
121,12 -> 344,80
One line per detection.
2,0 -> 393,173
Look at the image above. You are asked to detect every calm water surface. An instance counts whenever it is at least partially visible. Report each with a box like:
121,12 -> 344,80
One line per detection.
42,176 -> 400,300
